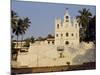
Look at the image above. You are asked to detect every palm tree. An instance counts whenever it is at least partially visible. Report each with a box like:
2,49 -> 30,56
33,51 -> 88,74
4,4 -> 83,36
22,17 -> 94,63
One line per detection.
86,15 -> 96,42
20,17 -> 31,49
23,17 -> 31,29
77,8 -> 92,28
13,18 -> 23,47
76,8 -> 92,41
13,17 -> 31,46
11,18 -> 23,61
11,11 -> 31,60
11,10 -> 19,60
11,10 -> 18,33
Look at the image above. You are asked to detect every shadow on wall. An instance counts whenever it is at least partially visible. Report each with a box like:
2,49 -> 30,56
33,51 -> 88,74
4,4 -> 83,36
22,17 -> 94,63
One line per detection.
72,48 -> 96,64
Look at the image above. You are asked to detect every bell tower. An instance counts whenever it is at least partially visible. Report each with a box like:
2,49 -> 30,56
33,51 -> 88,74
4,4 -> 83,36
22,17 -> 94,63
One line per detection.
55,8 -> 79,48
63,8 -> 71,28
64,8 -> 70,21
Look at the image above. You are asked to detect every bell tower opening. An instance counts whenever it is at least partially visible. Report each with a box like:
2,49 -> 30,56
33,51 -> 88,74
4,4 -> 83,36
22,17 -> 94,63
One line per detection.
64,8 -> 70,23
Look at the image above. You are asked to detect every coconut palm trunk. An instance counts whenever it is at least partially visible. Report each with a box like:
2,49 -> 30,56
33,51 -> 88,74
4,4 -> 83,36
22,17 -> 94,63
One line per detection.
21,34 -> 24,51
17,35 -> 18,47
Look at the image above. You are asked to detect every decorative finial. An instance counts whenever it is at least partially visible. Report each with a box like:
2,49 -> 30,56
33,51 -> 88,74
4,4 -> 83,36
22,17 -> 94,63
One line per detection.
64,8 -> 69,15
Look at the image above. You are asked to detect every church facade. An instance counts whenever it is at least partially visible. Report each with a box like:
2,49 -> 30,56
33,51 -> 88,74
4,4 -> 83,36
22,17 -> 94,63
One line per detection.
55,9 -> 79,48
16,10 -> 82,67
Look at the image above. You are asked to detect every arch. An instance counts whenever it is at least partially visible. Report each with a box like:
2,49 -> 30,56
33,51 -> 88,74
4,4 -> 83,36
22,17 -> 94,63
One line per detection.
61,34 -> 63,37
66,32 -> 68,37
66,16 -> 69,19
56,34 -> 58,37
57,24 -> 59,29
65,41 -> 69,45
52,41 -> 54,44
71,33 -> 74,36
48,41 -> 50,44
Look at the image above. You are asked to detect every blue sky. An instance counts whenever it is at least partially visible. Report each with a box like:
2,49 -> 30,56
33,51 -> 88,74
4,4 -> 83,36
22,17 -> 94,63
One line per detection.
11,0 -> 96,40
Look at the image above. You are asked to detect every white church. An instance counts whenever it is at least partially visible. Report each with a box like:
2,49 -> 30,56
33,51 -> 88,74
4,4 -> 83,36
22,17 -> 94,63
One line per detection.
15,9 -> 94,67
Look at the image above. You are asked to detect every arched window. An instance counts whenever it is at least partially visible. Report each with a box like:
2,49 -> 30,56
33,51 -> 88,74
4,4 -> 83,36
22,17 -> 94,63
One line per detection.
66,16 -> 69,19
57,24 -> 59,29
61,34 -> 63,37
65,41 -> 69,45
52,41 -> 54,44
66,16 -> 69,22
71,33 -> 74,36
66,32 -> 68,37
48,41 -> 50,44
56,34 -> 58,37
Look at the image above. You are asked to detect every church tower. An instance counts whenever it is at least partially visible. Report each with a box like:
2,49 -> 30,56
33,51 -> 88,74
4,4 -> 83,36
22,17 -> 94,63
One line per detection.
55,9 -> 79,48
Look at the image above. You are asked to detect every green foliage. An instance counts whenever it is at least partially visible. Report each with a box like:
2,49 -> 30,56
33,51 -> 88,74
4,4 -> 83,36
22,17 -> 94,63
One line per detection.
84,16 -> 96,43
11,10 -> 18,32
77,8 -> 95,42
11,10 -> 31,60
30,36 -> 35,43
77,8 -> 92,28
11,10 -> 31,46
